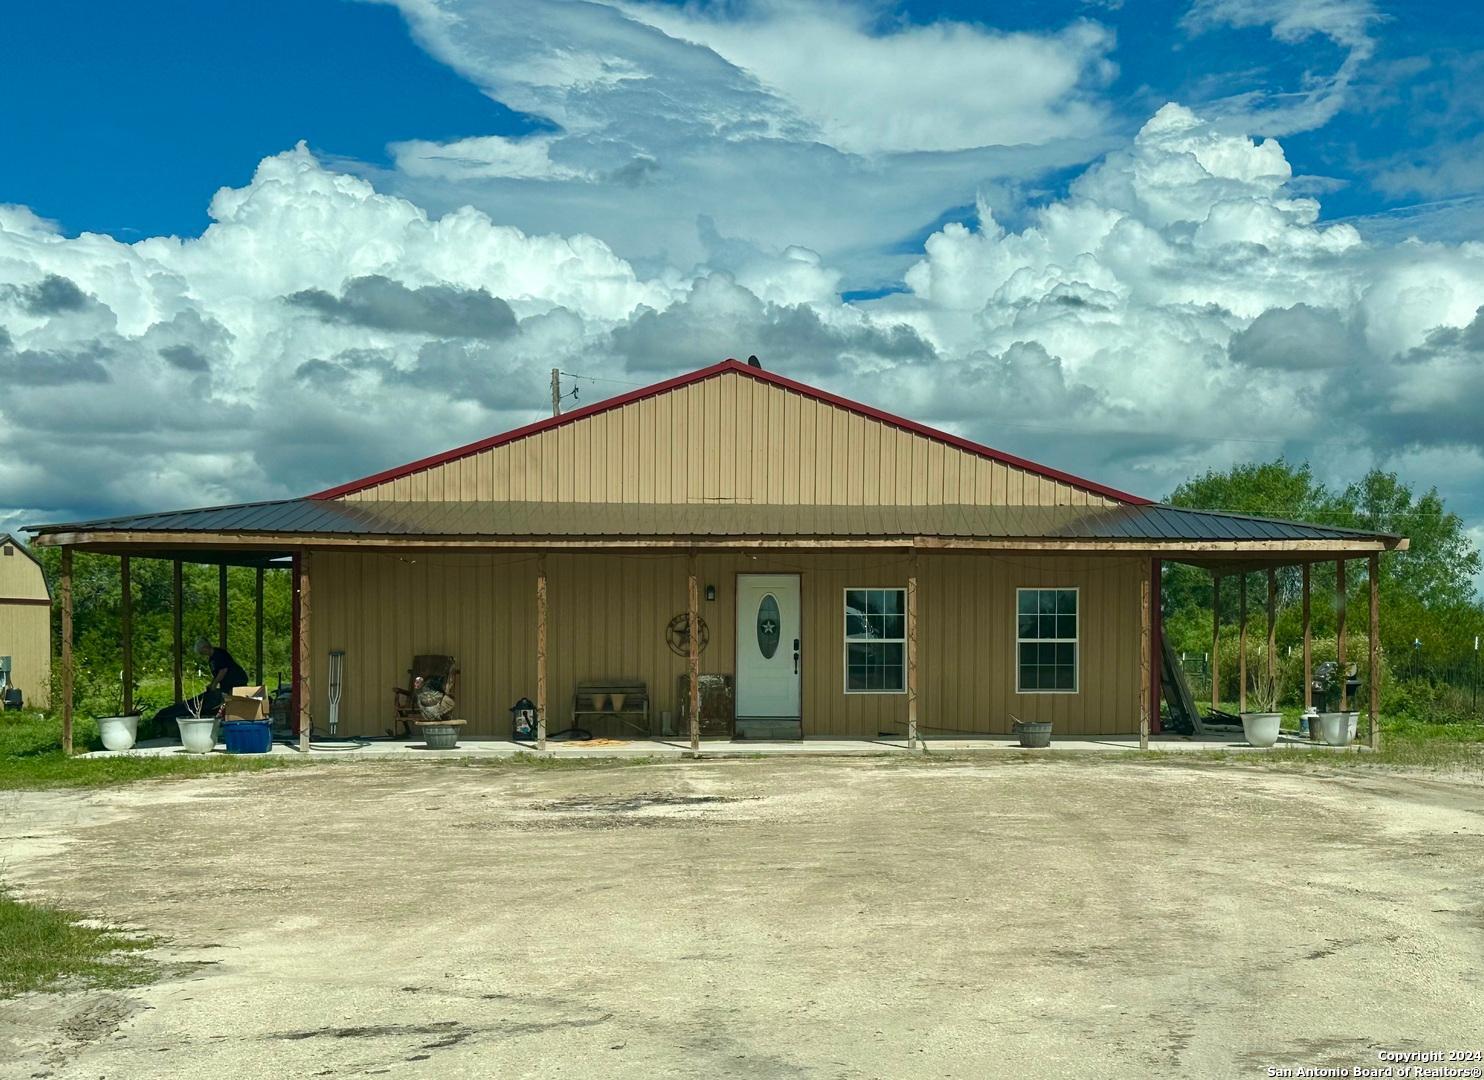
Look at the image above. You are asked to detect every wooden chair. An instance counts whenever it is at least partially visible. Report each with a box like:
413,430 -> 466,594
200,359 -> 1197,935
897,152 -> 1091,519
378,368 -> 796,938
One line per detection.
392,655 -> 459,737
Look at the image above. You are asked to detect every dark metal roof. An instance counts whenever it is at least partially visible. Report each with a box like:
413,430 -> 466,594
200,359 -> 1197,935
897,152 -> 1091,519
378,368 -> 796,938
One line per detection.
27,499 -> 1402,545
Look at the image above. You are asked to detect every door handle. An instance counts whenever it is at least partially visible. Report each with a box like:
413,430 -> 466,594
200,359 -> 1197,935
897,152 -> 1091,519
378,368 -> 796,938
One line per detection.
793,638 -> 800,675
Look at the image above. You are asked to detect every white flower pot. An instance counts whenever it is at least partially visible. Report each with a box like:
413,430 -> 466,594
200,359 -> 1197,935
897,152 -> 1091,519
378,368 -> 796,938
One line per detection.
1317,712 -> 1354,747
177,717 -> 218,754
1240,712 -> 1282,748
97,715 -> 139,752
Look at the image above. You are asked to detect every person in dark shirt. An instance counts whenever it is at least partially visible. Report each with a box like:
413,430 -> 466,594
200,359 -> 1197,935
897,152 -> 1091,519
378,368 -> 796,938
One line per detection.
150,637 -> 249,730
199,637 -> 248,694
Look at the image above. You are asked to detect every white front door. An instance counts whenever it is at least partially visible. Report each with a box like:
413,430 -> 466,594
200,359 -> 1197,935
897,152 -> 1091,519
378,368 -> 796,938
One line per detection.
735,574 -> 801,721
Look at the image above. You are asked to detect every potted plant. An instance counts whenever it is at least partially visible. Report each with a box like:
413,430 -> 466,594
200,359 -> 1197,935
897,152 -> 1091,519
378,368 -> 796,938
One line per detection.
98,713 -> 140,752
1316,710 -> 1355,746
97,671 -> 141,751
1309,662 -> 1355,745
177,696 -> 218,754
1011,715 -> 1052,748
1240,663 -> 1282,748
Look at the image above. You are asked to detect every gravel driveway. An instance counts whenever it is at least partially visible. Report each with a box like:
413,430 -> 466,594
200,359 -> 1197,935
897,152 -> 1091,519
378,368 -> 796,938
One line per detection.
2,755 -> 1481,1079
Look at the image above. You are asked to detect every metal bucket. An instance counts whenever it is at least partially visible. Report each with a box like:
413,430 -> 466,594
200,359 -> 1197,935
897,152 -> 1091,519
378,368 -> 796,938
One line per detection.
1013,721 -> 1053,748
420,724 -> 460,750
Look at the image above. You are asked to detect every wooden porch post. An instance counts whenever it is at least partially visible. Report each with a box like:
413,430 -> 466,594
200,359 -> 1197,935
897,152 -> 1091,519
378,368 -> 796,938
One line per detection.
687,556 -> 700,753
61,547 -> 74,756
254,566 -> 265,685
1266,568 -> 1277,692
1211,575 -> 1221,713
1302,563 -> 1312,713
536,555 -> 548,751
1139,565 -> 1151,750
297,550 -> 311,752
1151,557 -> 1163,736
120,556 -> 133,716
907,555 -> 919,750
1337,559 -> 1348,712
172,557 -> 183,702
218,562 -> 228,649
1369,553 -> 1380,750
1238,574 -> 1247,714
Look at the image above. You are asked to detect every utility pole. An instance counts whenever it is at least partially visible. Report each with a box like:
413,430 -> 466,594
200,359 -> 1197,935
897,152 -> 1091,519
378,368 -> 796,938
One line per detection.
551,368 -> 561,417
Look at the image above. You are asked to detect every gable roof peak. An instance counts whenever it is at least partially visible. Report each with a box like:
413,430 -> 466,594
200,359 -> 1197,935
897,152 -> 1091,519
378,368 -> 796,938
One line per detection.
310,358 -> 1147,504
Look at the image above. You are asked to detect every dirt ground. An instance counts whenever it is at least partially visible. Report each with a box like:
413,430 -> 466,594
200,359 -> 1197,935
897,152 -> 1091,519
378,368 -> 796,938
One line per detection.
1,756 -> 1482,1080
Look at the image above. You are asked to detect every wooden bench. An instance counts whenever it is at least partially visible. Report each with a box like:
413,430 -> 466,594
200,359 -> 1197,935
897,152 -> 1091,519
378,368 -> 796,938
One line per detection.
572,680 -> 651,736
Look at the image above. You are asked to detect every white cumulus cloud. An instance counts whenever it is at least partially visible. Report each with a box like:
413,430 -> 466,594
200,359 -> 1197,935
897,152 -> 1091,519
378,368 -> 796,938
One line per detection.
3,103 -> 1484,570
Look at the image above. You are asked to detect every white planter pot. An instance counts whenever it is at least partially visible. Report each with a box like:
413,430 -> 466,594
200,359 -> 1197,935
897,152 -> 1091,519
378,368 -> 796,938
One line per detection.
177,717 -> 218,754
1317,712 -> 1354,747
97,715 -> 139,752
1240,712 -> 1282,748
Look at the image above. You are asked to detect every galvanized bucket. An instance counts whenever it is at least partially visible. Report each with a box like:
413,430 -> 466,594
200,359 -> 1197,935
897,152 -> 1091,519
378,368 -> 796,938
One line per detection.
419,723 -> 461,750
1013,720 -> 1053,748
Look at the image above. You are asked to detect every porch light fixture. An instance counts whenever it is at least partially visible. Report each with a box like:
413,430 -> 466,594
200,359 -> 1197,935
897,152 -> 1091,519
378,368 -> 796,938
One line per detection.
705,584 -> 716,601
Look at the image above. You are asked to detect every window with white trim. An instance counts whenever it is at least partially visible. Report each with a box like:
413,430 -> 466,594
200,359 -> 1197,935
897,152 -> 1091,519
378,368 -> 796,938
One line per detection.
1016,588 -> 1078,693
844,588 -> 906,693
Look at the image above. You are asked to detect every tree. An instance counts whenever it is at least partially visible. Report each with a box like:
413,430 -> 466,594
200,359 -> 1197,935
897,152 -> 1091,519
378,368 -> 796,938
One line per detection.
1343,471 -> 1480,611
1167,459 -> 1337,523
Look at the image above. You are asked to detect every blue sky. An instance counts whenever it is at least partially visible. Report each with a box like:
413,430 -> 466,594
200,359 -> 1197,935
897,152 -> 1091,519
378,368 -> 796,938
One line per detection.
4,0 -> 1480,246
1,1 -> 520,238
2,0 -> 1483,569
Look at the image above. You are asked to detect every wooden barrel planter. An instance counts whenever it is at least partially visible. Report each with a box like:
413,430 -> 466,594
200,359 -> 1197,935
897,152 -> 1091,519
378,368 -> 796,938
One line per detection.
1013,720 -> 1053,748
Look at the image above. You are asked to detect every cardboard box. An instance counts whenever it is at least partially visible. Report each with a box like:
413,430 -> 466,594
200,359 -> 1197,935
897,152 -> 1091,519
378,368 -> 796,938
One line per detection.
221,685 -> 269,722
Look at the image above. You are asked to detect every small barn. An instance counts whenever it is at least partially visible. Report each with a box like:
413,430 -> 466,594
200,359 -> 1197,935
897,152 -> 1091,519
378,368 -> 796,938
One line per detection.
0,533 -> 51,710
30,359 -> 1406,749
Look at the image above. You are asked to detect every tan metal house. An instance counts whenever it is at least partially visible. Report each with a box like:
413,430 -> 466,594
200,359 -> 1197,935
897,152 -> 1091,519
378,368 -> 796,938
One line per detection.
0,533 -> 51,709
31,359 -> 1405,751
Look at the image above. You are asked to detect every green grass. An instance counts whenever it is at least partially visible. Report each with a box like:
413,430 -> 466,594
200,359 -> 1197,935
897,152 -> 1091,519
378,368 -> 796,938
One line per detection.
1126,715 -> 1484,773
1143,740 -> 1484,772
0,893 -> 157,998
0,710 -> 298,791
1373,717 -> 1484,743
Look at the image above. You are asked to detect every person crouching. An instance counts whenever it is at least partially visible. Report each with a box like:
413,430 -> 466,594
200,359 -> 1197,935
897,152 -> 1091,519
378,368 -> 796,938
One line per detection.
151,637 -> 250,729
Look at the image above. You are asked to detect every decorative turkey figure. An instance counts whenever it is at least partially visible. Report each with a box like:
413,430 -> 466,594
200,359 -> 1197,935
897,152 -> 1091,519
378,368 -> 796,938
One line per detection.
412,674 -> 456,723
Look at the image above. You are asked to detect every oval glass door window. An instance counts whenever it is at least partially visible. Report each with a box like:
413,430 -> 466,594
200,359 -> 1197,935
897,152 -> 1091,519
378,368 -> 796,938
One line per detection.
756,594 -> 781,659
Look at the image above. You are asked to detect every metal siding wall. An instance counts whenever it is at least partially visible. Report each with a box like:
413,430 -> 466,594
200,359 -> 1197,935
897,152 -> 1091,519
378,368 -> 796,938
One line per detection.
0,547 -> 48,599
0,549 -> 51,708
308,550 -> 1141,738
309,551 -> 538,737
341,372 -> 1118,508
0,602 -> 50,708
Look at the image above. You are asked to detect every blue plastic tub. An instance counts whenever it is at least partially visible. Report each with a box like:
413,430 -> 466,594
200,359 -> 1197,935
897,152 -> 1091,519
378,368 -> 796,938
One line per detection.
222,720 -> 273,755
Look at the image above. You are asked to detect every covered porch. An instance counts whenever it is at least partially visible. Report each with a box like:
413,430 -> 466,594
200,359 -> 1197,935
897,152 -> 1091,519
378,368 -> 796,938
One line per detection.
33,498 -> 1407,756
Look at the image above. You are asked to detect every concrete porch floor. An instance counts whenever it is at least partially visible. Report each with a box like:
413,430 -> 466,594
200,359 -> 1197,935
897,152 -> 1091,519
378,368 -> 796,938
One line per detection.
79,730 -> 1367,759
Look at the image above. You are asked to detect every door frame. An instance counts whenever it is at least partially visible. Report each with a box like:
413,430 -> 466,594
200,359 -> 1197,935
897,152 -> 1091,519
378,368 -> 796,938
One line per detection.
731,570 -> 804,732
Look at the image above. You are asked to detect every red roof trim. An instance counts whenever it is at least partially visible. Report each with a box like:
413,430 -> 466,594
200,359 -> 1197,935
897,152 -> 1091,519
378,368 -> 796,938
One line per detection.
309,359 -> 1149,504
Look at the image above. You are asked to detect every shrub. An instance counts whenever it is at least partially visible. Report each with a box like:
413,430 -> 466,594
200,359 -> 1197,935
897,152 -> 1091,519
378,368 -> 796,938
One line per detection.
1384,677 -> 1479,726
